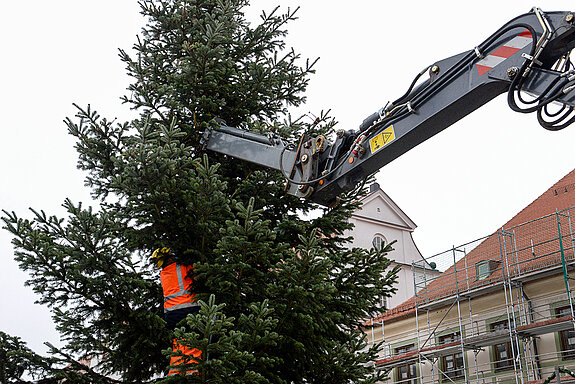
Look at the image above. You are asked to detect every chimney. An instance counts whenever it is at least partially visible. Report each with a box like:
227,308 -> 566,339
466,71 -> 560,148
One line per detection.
370,183 -> 380,194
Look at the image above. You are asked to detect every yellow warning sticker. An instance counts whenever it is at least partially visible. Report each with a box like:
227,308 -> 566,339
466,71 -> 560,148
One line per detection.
369,125 -> 395,154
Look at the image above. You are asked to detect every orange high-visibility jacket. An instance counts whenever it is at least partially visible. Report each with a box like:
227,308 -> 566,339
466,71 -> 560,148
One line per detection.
160,262 -> 198,312
168,339 -> 201,376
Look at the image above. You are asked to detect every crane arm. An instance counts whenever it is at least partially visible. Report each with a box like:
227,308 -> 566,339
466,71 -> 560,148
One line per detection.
203,8 -> 575,207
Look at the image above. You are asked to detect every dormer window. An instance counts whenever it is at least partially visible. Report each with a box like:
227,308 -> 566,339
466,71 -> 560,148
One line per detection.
476,260 -> 501,280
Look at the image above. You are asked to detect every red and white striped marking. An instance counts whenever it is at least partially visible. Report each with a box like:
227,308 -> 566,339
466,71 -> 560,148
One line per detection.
476,30 -> 532,76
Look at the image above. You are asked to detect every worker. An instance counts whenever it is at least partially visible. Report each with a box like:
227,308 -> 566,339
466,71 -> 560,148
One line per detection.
151,247 -> 201,376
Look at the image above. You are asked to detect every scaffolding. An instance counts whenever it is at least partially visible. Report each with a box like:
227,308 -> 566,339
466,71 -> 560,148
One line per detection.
373,207 -> 575,384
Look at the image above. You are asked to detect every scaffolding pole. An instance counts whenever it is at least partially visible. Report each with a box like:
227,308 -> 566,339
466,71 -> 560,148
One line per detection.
376,207 -> 575,384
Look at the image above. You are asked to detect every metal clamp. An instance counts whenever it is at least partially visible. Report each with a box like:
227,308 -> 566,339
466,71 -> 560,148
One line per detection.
517,8 -> 553,78
521,53 -> 543,66
563,84 -> 575,94
474,46 -> 484,59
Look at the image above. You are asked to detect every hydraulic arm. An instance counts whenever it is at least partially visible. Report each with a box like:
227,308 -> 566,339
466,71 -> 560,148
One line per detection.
204,8 -> 575,207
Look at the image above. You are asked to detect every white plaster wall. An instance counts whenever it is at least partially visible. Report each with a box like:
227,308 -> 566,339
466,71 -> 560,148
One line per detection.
344,190 -> 441,310
346,218 -> 404,258
388,265 -> 416,309
346,217 -> 424,265
360,196 -> 406,227
346,218 -> 415,306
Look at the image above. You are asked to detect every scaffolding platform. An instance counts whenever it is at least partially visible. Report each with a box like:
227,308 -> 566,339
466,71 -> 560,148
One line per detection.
517,315 -> 574,337
374,207 -> 575,384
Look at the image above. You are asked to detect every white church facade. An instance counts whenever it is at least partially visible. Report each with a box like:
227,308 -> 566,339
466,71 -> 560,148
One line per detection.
345,183 -> 440,310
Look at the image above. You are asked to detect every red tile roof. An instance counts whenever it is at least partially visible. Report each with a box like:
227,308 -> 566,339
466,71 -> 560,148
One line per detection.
367,168 -> 575,326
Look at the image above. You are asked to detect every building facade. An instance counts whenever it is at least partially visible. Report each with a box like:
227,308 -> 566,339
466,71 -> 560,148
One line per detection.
364,169 -> 575,384
346,183 -> 440,312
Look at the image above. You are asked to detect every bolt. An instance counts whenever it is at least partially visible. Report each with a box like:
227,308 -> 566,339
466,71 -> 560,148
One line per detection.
303,141 -> 311,149
430,65 -> 440,75
507,66 -> 519,79
566,13 -> 574,23
301,154 -> 309,163
298,184 -> 308,191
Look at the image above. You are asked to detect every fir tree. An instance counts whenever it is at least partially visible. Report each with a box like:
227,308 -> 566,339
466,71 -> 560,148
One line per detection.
2,1 -> 399,382
0,331 -> 55,383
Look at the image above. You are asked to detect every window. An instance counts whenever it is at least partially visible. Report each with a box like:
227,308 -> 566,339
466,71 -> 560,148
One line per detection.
395,344 -> 417,384
439,333 -> 464,380
491,320 -> 513,371
376,296 -> 388,312
372,235 -> 386,251
556,306 -> 575,359
380,296 -> 388,310
476,260 -> 501,280
476,261 -> 490,280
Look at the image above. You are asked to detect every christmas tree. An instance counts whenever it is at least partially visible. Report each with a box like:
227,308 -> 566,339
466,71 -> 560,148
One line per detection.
2,1 -> 398,382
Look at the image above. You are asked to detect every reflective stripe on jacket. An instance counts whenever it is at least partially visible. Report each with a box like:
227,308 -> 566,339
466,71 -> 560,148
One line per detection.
161,262 -> 198,313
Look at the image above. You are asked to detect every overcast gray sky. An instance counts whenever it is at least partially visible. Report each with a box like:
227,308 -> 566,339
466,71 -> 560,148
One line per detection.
2,0 -> 575,356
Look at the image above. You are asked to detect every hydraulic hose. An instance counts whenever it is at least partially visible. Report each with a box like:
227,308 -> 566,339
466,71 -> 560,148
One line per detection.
390,66 -> 431,108
515,74 -> 564,105
508,73 -> 568,114
537,106 -> 575,131
542,102 -> 570,117
371,22 -> 538,138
